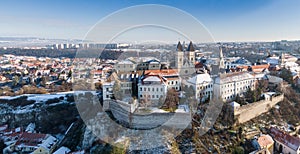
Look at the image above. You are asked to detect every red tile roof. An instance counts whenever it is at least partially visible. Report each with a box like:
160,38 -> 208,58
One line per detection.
258,134 -> 274,147
195,62 -> 204,68
15,132 -> 47,147
236,64 -> 270,73
144,69 -> 179,76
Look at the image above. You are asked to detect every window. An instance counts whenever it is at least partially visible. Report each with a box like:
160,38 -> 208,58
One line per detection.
140,88 -> 142,91
140,95 -> 142,98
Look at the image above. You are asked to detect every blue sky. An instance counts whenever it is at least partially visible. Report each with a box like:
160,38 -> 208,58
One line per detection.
0,0 -> 300,42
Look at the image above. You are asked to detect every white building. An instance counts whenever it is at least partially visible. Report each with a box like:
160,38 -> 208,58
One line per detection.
144,69 -> 181,91
138,69 -> 181,103
213,72 -> 256,102
224,57 -> 252,69
270,127 -> 300,154
186,73 -> 213,102
138,75 -> 168,102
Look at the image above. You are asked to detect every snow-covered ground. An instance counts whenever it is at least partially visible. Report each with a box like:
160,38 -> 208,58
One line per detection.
27,94 -> 66,101
0,91 -> 98,102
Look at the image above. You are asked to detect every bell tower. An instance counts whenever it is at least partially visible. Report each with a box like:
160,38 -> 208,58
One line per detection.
175,41 -> 184,70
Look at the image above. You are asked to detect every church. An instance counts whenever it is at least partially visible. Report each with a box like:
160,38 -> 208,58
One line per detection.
175,41 -> 196,76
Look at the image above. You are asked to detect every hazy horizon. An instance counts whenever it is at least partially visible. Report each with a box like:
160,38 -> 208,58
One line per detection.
1,0 -> 300,43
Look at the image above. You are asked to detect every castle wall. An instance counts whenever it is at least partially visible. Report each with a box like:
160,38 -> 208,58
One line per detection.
109,100 -> 191,129
234,94 -> 284,123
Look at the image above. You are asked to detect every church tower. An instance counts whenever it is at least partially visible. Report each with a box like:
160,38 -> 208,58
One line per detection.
219,46 -> 225,70
280,52 -> 285,67
175,41 -> 184,70
187,41 -> 195,65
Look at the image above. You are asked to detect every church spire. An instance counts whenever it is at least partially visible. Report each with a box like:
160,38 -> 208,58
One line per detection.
280,52 -> 285,67
176,41 -> 183,51
187,41 -> 195,51
219,46 -> 223,59
219,45 -> 225,70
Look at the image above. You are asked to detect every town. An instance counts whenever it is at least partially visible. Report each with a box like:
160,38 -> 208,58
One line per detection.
0,39 -> 299,153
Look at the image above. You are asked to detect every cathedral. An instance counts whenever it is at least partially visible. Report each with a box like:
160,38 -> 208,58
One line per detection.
175,41 -> 196,76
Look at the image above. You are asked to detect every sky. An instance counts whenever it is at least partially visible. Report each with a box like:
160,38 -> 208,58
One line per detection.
0,0 -> 300,42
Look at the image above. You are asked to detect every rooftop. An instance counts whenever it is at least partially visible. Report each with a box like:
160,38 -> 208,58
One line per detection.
270,127 -> 300,151
257,134 -> 274,148
15,132 -> 47,147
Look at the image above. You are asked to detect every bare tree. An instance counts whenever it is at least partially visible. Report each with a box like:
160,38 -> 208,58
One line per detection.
161,88 -> 179,112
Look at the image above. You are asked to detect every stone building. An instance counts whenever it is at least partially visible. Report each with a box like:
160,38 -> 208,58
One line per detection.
175,41 -> 196,76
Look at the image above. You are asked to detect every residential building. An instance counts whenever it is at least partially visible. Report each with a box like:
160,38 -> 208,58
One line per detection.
134,57 -> 161,71
114,59 -> 136,73
32,135 -> 57,154
257,134 -> 274,154
14,132 -> 57,154
250,134 -> 274,154
270,127 -> 300,154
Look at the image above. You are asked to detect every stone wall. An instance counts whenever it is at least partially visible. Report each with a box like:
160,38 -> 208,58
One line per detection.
234,94 -> 284,124
110,101 -> 191,130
